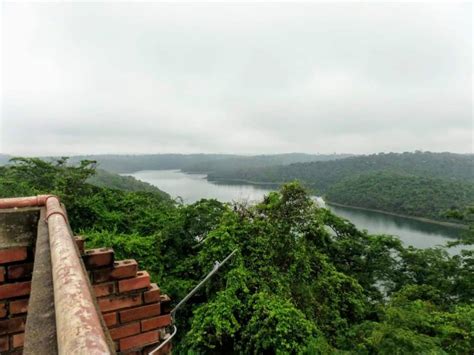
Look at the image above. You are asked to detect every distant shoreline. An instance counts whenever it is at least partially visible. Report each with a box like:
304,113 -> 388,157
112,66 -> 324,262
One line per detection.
325,201 -> 468,230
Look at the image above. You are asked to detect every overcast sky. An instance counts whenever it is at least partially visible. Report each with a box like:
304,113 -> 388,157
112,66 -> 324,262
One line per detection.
1,2 -> 472,156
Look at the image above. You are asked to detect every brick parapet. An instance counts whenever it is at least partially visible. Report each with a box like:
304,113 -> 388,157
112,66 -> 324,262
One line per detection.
81,242 -> 172,354
0,245 -> 34,353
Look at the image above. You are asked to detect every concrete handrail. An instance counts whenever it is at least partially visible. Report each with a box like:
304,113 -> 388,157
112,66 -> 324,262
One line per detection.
46,197 -> 111,354
0,195 -> 51,209
0,195 -> 112,354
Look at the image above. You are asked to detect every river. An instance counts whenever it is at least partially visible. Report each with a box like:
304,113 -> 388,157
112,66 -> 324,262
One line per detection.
127,169 -> 465,252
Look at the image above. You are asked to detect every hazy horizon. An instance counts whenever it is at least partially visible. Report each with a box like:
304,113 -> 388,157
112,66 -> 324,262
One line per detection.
2,2 -> 472,155
0,150 -> 471,158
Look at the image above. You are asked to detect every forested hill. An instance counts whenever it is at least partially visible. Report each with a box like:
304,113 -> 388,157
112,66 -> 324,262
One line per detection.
0,153 -> 352,174
69,153 -> 351,173
208,152 -> 473,189
87,169 -> 170,197
180,153 -> 352,174
207,152 -> 474,222
326,172 -> 474,221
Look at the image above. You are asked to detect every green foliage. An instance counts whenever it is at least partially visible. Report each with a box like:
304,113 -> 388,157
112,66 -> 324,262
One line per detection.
326,171 -> 474,221
87,168 -> 169,197
351,291 -> 474,354
0,157 -> 96,204
241,293 -> 320,354
85,231 -> 160,273
0,158 -> 473,354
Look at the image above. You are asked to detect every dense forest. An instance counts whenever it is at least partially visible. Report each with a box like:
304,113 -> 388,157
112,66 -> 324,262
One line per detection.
0,157 -> 473,354
207,152 -> 474,222
326,172 -> 474,221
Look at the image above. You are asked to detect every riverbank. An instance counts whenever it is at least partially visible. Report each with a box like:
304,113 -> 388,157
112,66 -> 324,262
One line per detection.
326,201 -> 468,230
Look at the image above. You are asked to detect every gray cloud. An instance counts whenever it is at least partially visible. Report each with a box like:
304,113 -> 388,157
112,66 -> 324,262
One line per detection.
1,2 -> 472,155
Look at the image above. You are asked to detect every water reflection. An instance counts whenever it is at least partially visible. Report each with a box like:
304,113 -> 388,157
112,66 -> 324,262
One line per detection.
127,170 -> 274,204
327,204 -> 462,251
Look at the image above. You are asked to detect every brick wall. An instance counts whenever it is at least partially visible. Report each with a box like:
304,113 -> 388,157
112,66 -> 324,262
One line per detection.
78,237 -> 172,355
0,246 -> 34,354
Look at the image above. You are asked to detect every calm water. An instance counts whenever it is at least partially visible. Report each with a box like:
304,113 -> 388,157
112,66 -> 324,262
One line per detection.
127,170 -> 464,251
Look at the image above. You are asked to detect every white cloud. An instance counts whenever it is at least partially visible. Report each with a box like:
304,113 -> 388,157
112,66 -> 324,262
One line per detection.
1,2 -> 472,155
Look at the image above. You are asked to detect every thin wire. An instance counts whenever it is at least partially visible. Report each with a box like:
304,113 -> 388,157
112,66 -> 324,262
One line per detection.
148,325 -> 177,355
171,248 -> 238,317
147,249 -> 238,354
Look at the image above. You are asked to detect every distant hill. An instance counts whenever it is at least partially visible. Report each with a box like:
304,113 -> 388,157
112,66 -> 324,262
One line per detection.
180,153 -> 352,174
69,154 -> 235,173
1,153 -> 353,174
68,153 -> 352,174
207,152 -> 474,222
87,169 -> 169,198
208,152 -> 474,190
326,171 -> 474,221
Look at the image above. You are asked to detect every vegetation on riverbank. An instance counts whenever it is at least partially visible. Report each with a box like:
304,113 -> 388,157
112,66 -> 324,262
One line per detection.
325,171 -> 474,222
326,201 -> 468,229
87,168 -> 169,197
0,157 -> 473,354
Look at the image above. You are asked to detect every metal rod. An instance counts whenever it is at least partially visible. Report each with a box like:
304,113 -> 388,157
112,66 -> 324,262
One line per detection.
148,248 -> 238,355
171,248 -> 238,317
148,325 -> 177,355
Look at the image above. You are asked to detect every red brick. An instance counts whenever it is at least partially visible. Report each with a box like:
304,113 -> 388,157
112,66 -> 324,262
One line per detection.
118,271 -> 150,293
12,333 -> 24,348
144,283 -> 160,304
160,294 -> 172,314
0,317 -> 25,335
0,267 -> 5,283
0,281 -> 31,300
0,335 -> 8,351
119,330 -> 159,351
93,282 -> 115,297
93,260 -> 138,283
10,299 -> 28,315
109,322 -> 140,340
0,303 -> 6,318
141,314 -> 171,332
98,294 -> 142,313
83,248 -> 114,269
102,312 -> 118,327
7,263 -> 33,280
0,247 -> 27,264
120,304 -> 160,323
75,236 -> 85,255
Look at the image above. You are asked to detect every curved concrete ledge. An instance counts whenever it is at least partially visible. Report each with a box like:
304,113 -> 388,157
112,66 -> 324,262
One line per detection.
46,197 -> 112,354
